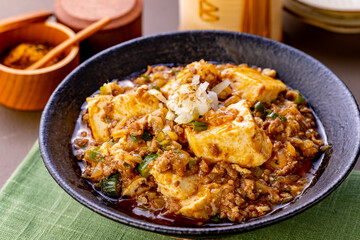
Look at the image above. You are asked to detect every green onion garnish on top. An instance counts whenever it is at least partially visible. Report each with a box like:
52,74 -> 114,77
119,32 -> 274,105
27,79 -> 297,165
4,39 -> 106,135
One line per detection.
266,111 -> 287,122
137,153 -> 159,178
101,173 -> 121,198
188,159 -> 197,166
171,69 -> 180,75
255,101 -> 287,122
141,131 -> 152,141
152,86 -> 160,91
141,74 -> 150,80
191,122 -> 208,131
254,101 -> 266,114
89,146 -> 104,162
266,112 -> 279,119
211,213 -> 222,222
294,90 -> 306,105
278,115 -> 287,122
130,135 -> 138,142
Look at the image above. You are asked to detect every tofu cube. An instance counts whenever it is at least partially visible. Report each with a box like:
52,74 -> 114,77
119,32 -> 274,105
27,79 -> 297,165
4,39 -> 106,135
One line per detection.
87,89 -> 160,142
185,100 -> 273,167
224,67 -> 287,104
150,168 -> 199,200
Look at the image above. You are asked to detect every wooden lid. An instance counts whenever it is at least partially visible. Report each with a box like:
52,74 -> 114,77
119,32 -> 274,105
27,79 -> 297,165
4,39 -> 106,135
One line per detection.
54,0 -> 142,31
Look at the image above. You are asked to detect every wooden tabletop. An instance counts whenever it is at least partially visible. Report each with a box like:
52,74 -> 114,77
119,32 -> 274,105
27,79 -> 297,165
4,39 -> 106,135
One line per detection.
0,0 -> 359,188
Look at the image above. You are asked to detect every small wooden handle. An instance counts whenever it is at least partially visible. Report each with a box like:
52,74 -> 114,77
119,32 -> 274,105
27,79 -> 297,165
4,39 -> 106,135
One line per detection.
0,10 -> 52,33
26,17 -> 111,70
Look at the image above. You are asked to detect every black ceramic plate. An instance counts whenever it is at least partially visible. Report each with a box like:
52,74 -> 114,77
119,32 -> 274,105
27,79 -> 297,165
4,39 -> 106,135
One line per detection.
39,31 -> 360,237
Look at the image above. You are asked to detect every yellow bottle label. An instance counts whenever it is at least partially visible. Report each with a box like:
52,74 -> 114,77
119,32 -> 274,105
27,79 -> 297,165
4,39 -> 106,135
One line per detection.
179,0 -> 282,41
198,0 -> 219,22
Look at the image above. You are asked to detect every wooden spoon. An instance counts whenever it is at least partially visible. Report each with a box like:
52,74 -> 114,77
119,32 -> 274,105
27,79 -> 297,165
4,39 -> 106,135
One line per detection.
0,10 -> 52,33
26,17 -> 111,70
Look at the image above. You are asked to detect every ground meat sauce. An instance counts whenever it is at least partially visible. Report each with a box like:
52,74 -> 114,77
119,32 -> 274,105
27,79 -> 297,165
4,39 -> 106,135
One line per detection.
72,60 -> 328,226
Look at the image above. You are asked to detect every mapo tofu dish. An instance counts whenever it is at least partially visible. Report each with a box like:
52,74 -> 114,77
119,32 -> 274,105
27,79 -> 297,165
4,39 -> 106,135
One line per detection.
72,60 -> 326,225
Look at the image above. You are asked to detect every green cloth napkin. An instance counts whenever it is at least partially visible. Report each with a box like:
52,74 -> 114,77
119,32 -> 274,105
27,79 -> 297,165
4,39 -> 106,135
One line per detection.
0,142 -> 359,240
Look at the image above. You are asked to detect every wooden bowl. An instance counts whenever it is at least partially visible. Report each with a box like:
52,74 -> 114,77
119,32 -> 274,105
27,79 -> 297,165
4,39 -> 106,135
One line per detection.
0,21 -> 79,110
54,0 -> 142,60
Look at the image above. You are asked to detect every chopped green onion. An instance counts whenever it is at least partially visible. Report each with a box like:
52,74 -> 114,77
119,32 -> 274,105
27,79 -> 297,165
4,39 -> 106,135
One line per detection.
266,111 -> 287,122
90,147 -> 104,162
141,131 -> 152,141
152,86 -> 160,91
211,214 -> 222,222
94,181 -> 102,190
123,162 -> 131,168
254,101 -> 286,122
191,122 -> 208,131
294,90 -> 306,105
137,153 -> 159,177
130,135 -> 138,142
266,112 -> 279,119
278,115 -> 287,122
171,69 -> 180,75
159,139 -> 170,147
188,159 -> 196,166
101,173 -> 121,198
254,101 -> 266,114
141,74 -> 150,80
